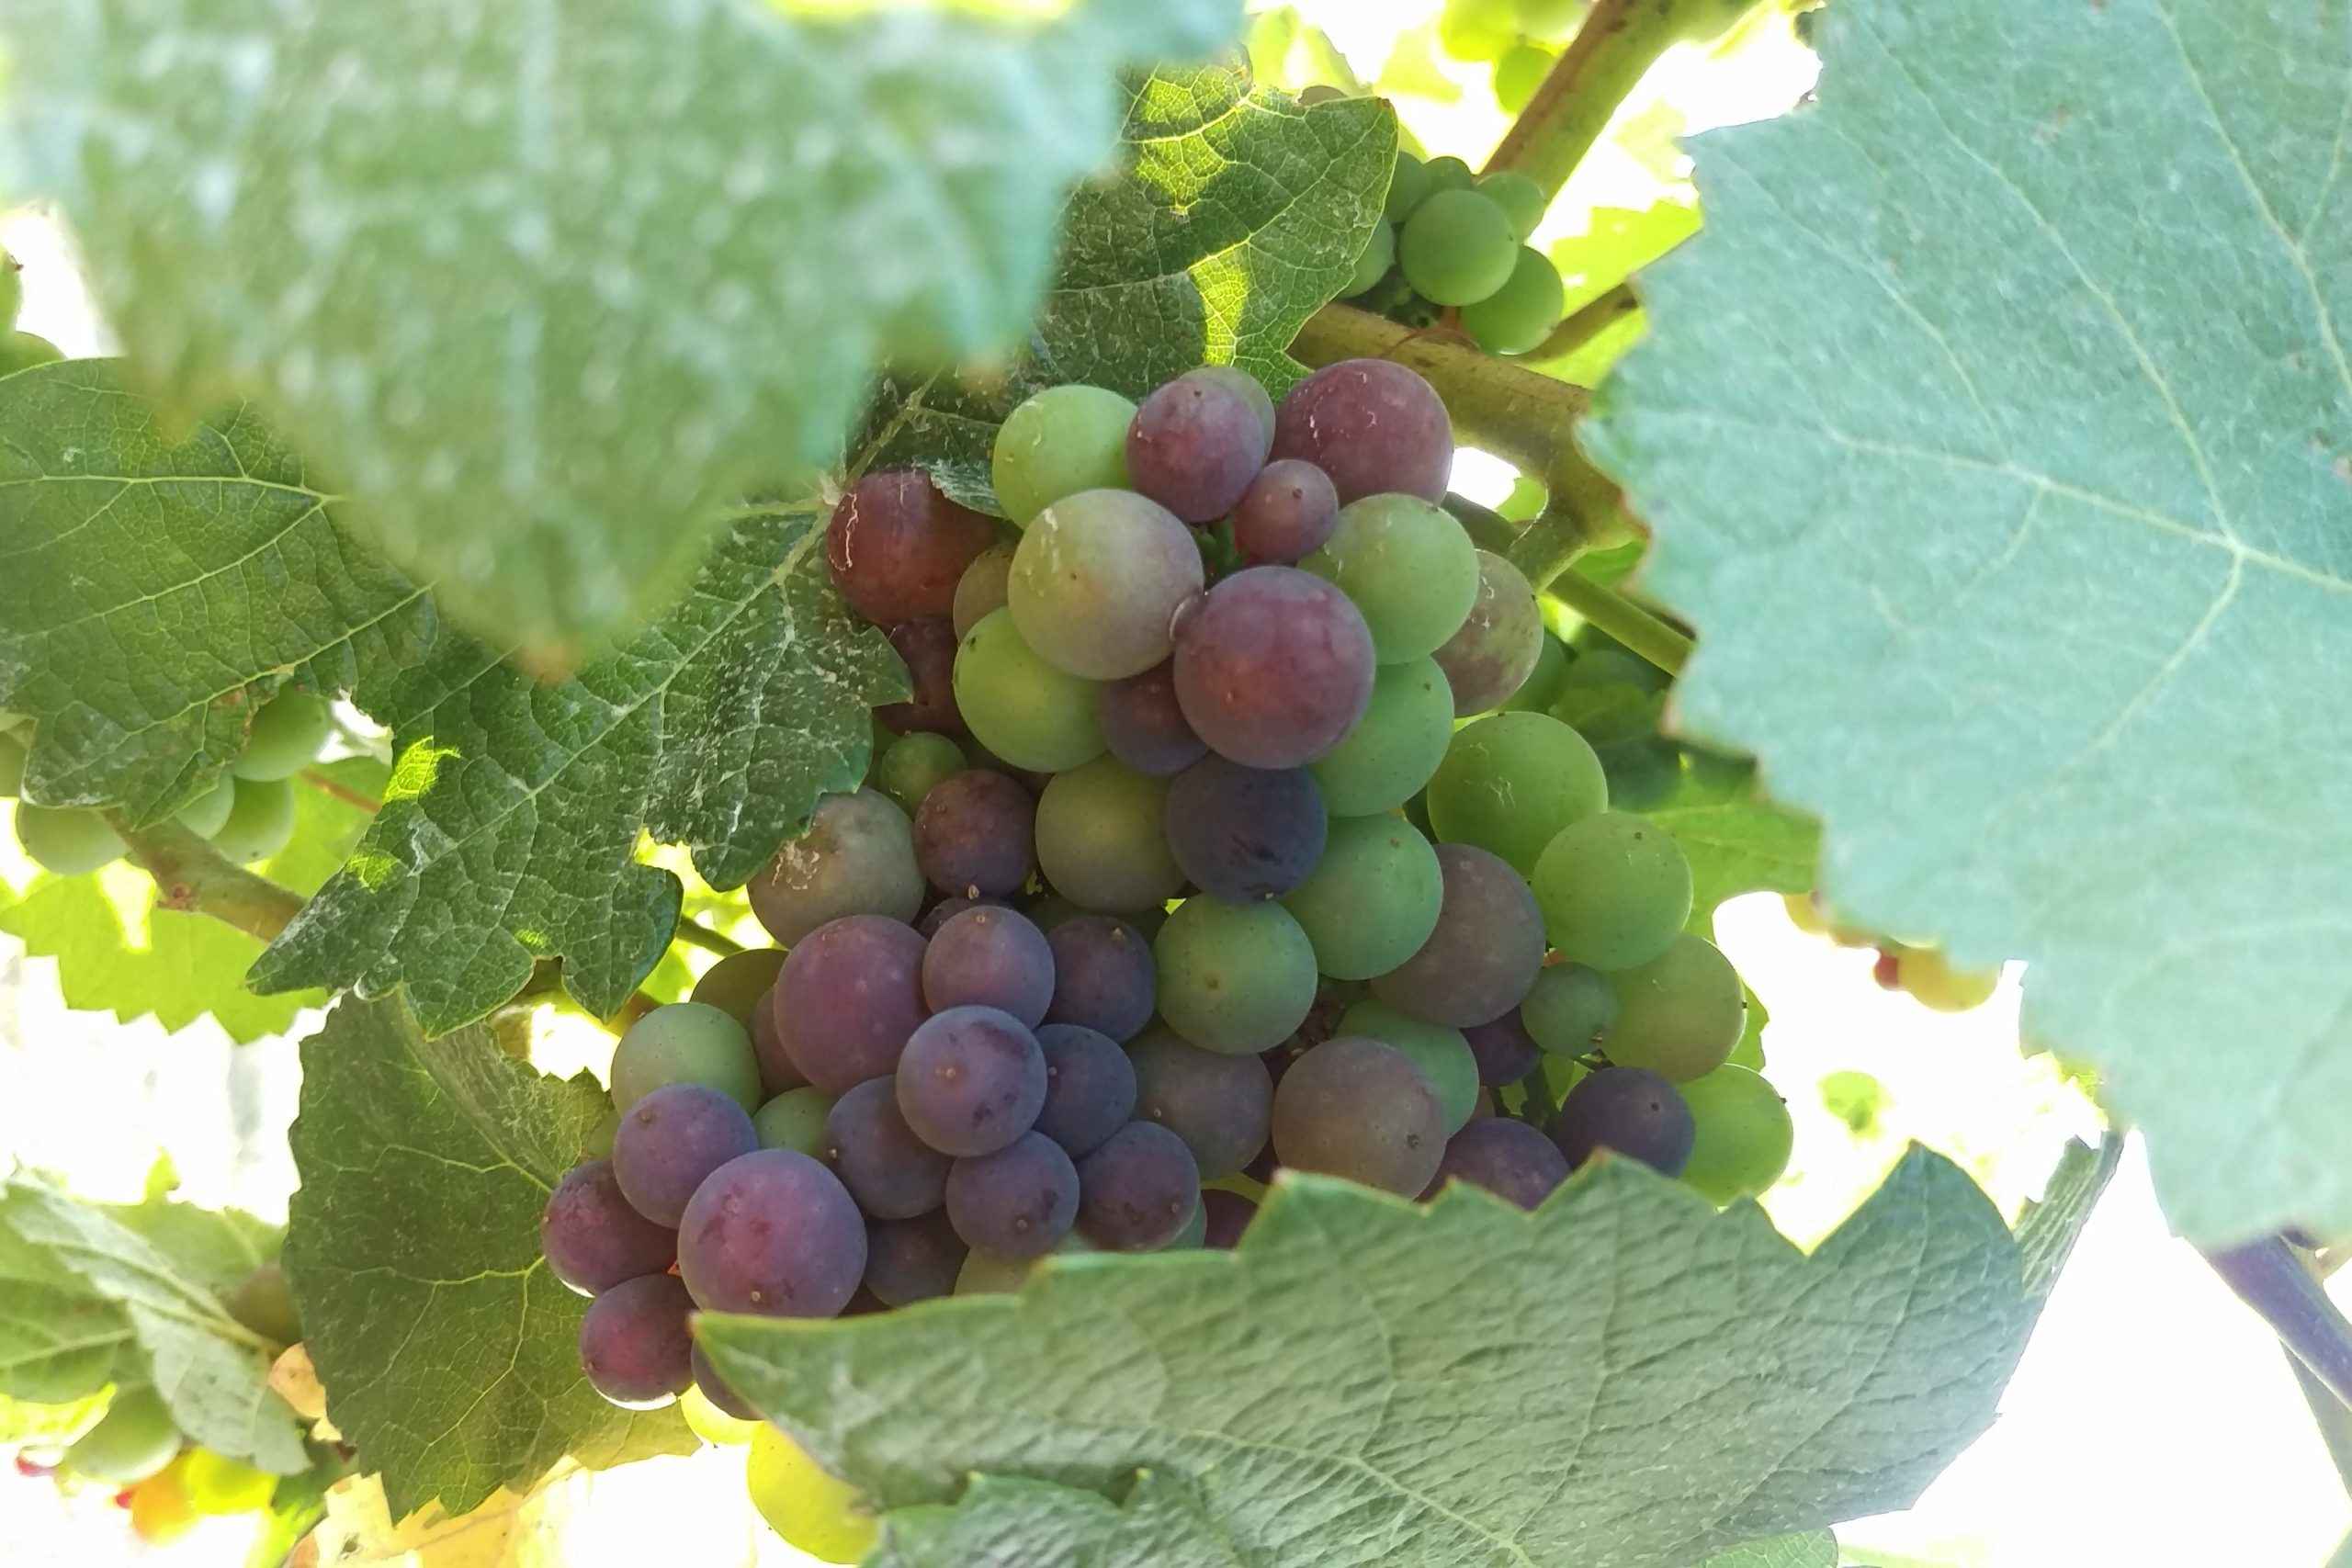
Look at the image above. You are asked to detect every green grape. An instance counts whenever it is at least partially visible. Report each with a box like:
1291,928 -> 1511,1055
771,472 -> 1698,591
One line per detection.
953,538 -> 1019,638
1306,657 -> 1454,816
1461,246 -> 1566,355
63,1388 -> 179,1484
680,1384 -> 759,1446
1158,1194 -> 1209,1251
1338,998 -> 1479,1133
1424,712 -> 1607,874
1035,755 -> 1184,913
222,1260 -> 302,1345
1397,188 -> 1520,306
753,1086 -> 837,1156
17,804 -> 126,876
747,1423 -> 880,1565
1009,487 -> 1203,679
174,775 -> 236,837
1422,155 -> 1476,197
0,330 -> 61,376
1282,813 -> 1443,980
1519,962 -> 1616,1055
1494,42 -> 1557,113
0,244 -> 19,327
1438,0 -> 1518,61
989,384 -> 1135,526
688,946 -> 788,1028
231,691 -> 332,781
1302,494 -> 1479,663
1475,172 -> 1549,241
1502,635 -> 1569,713
954,609 -> 1103,772
1385,151 -> 1431,223
181,1449 -> 277,1514
1897,947 -> 2001,1012
1516,0 -> 1585,36
954,1247 -> 1035,1294
1343,218 -> 1396,298
1564,641 -> 1670,696
873,731 -> 967,817
1531,811 -> 1692,969
0,731 -> 21,795
609,999 -> 762,1111
1678,1065 -> 1793,1204
582,1104 -> 620,1158
1155,897 -> 1318,1055
1603,934 -> 1746,1081
208,777 -> 296,863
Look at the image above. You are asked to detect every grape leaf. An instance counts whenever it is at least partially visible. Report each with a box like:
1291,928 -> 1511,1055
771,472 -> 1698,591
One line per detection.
2014,1136 -> 2123,1306
102,1195 -> 279,1303
284,995 -> 693,1518
0,0 -> 1241,661
1580,0 -> 2352,1243
0,1211 -> 134,1405
1647,759 -> 1820,929
1697,1534 -> 1839,1568
874,1472 -> 1240,1568
703,1148 -> 2049,1568
249,515 -> 902,1035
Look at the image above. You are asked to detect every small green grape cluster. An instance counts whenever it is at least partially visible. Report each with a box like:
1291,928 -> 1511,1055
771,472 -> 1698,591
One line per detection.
1342,143 -> 1568,356
1782,895 -> 2004,1013
0,245 -> 63,378
1437,0 -> 1581,110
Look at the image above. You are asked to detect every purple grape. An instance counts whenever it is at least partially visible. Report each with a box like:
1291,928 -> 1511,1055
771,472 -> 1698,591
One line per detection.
1431,552 -> 1544,716
878,617 -> 966,736
691,1345 -> 758,1421
676,1149 -> 866,1317
1201,1189 -> 1259,1248
1097,661 -> 1209,777
1424,1117 -> 1569,1210
751,986 -> 807,1097
1551,1066 -> 1695,1176
1042,916 -> 1156,1043
863,1211 -> 968,1306
944,1132 -> 1080,1258
1369,844 -> 1545,1027
821,1077 -> 952,1219
1462,1010 -> 1541,1087
913,770 -> 1036,897
747,789 -> 924,948
825,468 -> 997,627
895,1006 -> 1048,1157
1268,358 -> 1453,504
1032,1022 -> 1138,1157
541,1158 -> 678,1296
1232,458 -> 1340,564
1271,1036 -> 1446,1196
917,891 -> 1013,938
579,1272 -> 695,1407
775,915 -> 929,1094
1125,368 -> 1274,523
1163,756 -> 1328,901
922,906 -> 1055,1025
1172,567 -> 1376,768
1127,1029 -> 1273,1180
1076,1122 -> 1201,1251
611,1083 -> 760,1226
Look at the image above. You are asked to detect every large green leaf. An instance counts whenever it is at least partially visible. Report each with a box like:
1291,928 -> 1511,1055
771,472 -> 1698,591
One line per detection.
0,1208 -> 133,1405
250,516 -> 900,1034
703,1148 -> 2049,1568
0,0 -> 1240,660
284,996 -> 693,1517
1582,0 -> 2352,1243
1697,1535 -> 1838,1568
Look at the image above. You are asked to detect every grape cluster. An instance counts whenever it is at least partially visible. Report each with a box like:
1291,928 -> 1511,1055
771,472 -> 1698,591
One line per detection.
1342,145 -> 1567,356
0,244 -> 61,377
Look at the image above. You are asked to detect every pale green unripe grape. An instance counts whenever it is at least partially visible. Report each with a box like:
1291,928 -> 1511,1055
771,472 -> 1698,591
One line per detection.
955,1247 -> 1034,1294
1425,713 -> 1607,874
953,609 -> 1104,772
0,330 -> 61,377
1343,219 -> 1395,298
1519,962 -> 1617,1055
1307,657 -> 1453,816
688,946 -> 787,1027
1385,152 -> 1431,223
0,731 -> 24,797
1532,811 -> 1693,970
1462,247 -> 1567,355
1155,897 -> 1318,1055
1494,43 -> 1557,113
872,732 -> 967,817
1398,189 -> 1518,306
1282,813 -> 1442,980
1422,155 -> 1476,197
0,245 -> 20,328
1501,635 -> 1569,713
232,691 -> 333,782
952,539 -> 1018,639
1034,755 -> 1184,913
1010,488 -> 1202,679
1437,0 -> 1517,62
753,1086 -> 837,1156
1303,494 -> 1479,663
1515,0 -> 1584,37
174,775 -> 237,837
609,999 -> 762,1111
17,804 -> 126,876
207,778 -> 296,863
1604,934 -> 1747,1082
746,1423 -> 879,1565
1678,1065 -> 1794,1205
1338,998 -> 1479,1133
62,1388 -> 179,1484
989,384 -> 1135,527
680,1384 -> 759,1447
1475,172 -> 1548,241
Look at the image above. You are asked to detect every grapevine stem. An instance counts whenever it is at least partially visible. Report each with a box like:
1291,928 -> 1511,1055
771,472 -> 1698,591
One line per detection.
1482,0 -> 1729,197
2204,1236 -> 2352,1410
300,768 -> 381,815
672,917 -> 745,958
1542,565 -> 1693,678
1530,282 -> 1639,366
107,817 -> 307,943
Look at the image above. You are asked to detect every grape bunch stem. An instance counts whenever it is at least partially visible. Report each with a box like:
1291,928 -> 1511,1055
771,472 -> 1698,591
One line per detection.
107,816 -> 306,943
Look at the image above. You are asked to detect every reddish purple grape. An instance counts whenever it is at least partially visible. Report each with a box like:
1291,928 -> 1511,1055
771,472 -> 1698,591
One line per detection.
1128,1029 -> 1273,1180
746,788 -> 924,948
922,906 -> 1055,1025
895,1006 -> 1048,1157
1232,459 -> 1340,564
878,617 -> 966,736
611,1083 -> 760,1226
944,1132 -> 1080,1258
862,1211 -> 968,1306
1269,358 -> 1453,504
676,1149 -> 866,1318
1032,1022 -> 1137,1158
1163,756 -> 1328,901
1097,661 -> 1209,777
1462,1009 -> 1541,1087
1550,1066 -> 1695,1177
751,986 -> 806,1096
1042,916 -> 1156,1043
821,1077 -> 951,1220
1172,567 -> 1375,768
579,1272 -> 695,1407
691,1346 -> 758,1420
913,770 -> 1036,897
1201,1189 -> 1260,1248
1271,1036 -> 1445,1196
917,891 -> 1013,937
541,1158 -> 677,1296
775,916 -> 928,1093
1076,1122 -> 1201,1251
1125,368 -> 1274,523
1431,552 -> 1544,716
825,468 -> 998,627
1424,1117 -> 1569,1210
1369,845 -> 1545,1027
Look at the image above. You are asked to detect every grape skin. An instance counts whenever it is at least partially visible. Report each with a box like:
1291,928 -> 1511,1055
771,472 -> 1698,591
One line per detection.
541,1158 -> 677,1296
1551,1066 -> 1694,1176
877,618 -> 965,736
1532,811 -> 1693,971
746,1423 -> 881,1565
990,384 -> 1136,527
1096,660 -> 1209,777
873,732 -> 967,817
1042,915 -> 1157,1043
1009,488 -> 1204,679
231,691 -> 332,782
1426,712 -> 1610,875
1163,756 -> 1329,901
752,1087 -> 836,1157
1431,551 -> 1544,716
1127,1027 -> 1274,1180
922,906 -> 1054,1025
952,540 -> 1019,639
1306,657 -> 1454,816
821,1077 -> 951,1220
862,1212 -> 968,1307
1425,1117 -> 1569,1210
1398,188 -> 1518,305
1271,1036 -> 1446,1197
1677,1066 -> 1793,1204
1154,896 -> 1320,1055
912,770 -> 1036,897
1231,458 -> 1340,564
1336,998 -> 1480,1134
825,468 -> 997,627
16,803 -> 127,875
1032,1021 -> 1138,1157
1519,963 -> 1617,1055
953,608 -> 1106,772
688,948 -> 787,1029
611,1082 -> 761,1226
1603,934 -> 1747,1082
679,1148 -> 867,1317
1033,756 -> 1185,913
610,1001 -> 762,1112
205,778 -> 297,864
578,1272 -> 696,1408
945,1131 -> 1080,1258
750,988 -> 805,1097
917,890 -> 1012,938
1303,493 -> 1481,665
1462,1010 -> 1541,1087
895,1006 -> 1048,1158
62,1389 -> 179,1484
1171,567 -> 1376,769
173,774 -> 235,837
1369,843 -> 1545,1028
1460,246 -> 1566,355
1281,813 -> 1444,982
1270,358 -> 1453,504
747,789 -> 925,948
1076,1122 -> 1202,1251
775,916 -> 929,1093
1125,368 -> 1274,523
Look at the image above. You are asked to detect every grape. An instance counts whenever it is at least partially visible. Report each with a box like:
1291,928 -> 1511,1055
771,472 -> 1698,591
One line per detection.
1034,756 -> 1185,912
582,1105 -> 622,1158
1474,172 -> 1548,241
747,788 -> 924,946
911,769 -> 1035,897
1502,634 -> 1569,714
541,1158 -> 678,1295
1425,713 -> 1607,874
1160,1195 -> 1209,1250
578,1272 -> 695,1407
1282,814 -> 1443,981
1438,0 -> 1514,59
747,1423 -> 879,1564
1271,1037 -> 1446,1196
232,691 -> 332,781
1269,358 -> 1453,505
1164,756 -> 1328,901
0,331 -> 61,375
16,804 -> 125,875
873,732 -> 967,817
1155,897 -> 1319,1054
896,1006 -> 1048,1157
953,1247 -> 1035,1295
206,777 -> 296,863
862,1211 -> 967,1306
1303,494 -> 1480,663
989,384 -> 1136,526
63,1388 -> 178,1484
182,1450 -> 277,1514
1171,567 -> 1375,768
954,608 -> 1105,771
1369,844 -> 1545,1026
877,617 -> 964,736
1520,962 -> 1617,1055
1462,245 -> 1567,355
1493,42 -> 1556,113
753,1087 -> 837,1157
678,1147 -> 867,1317
1431,551 -> 1544,716
952,539 -> 1018,638
922,906 -> 1055,1024
688,948 -> 787,1028
944,1130 -> 1080,1258
1342,218 -> 1396,299
1041,918 -> 1155,1043
1008,489 -> 1204,682
1306,656 -> 1453,815
1231,458 -> 1340,566
1126,1027 -> 1273,1180
1677,1066 -> 1794,1204
1896,948 -> 2002,1012
1031,1021 -> 1138,1156
775,916 -> 929,1092
1336,998 -> 1479,1133
1187,366 -> 1278,443
1551,1066 -> 1695,1176
1603,934 -> 1747,1081
1426,1117 -> 1569,1210
1517,0 -> 1582,31
1200,1189 -> 1259,1248
1096,660 -> 1209,777
1530,812 -> 1693,971
610,1000 -> 762,1112
750,990 -> 804,1097
1563,641 -> 1670,695
221,1261 -> 302,1345
1463,1009 -> 1541,1086
1422,155 -> 1476,195
824,468 -> 996,627
1399,189 -> 1518,305
1386,152 -> 1430,222
690,1345 -> 760,1425
1076,1122 -> 1201,1250
916,890 -> 1011,938
1125,368 -> 1275,523
612,1083 -> 760,1226
820,1077 -> 951,1219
